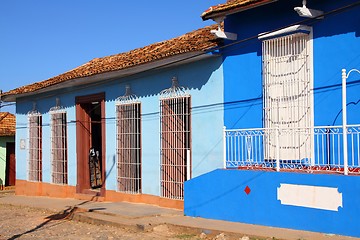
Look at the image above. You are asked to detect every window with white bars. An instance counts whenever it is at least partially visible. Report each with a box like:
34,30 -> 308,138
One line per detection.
50,111 -> 68,184
116,102 -> 141,194
262,31 -> 313,161
28,113 -> 42,182
160,96 -> 191,199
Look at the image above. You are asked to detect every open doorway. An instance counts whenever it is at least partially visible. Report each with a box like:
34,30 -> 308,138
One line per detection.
76,93 -> 106,196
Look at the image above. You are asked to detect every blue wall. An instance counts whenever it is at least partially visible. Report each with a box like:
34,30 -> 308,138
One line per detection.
15,56 -> 224,196
183,2 -> 360,237
222,0 -> 360,129
184,169 -> 360,237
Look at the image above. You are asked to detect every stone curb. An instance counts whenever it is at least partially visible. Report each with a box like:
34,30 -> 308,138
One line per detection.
70,208 -> 268,240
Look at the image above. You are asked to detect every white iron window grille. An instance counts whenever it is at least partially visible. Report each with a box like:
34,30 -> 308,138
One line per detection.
116,86 -> 142,194
160,77 -> 191,200
262,30 -> 313,162
50,108 -> 68,185
28,111 -> 42,182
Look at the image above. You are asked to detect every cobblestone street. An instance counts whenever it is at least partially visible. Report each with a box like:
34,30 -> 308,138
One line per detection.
0,203 -> 252,240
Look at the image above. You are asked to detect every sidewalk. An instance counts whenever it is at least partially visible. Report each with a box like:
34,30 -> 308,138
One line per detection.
0,192 -> 358,240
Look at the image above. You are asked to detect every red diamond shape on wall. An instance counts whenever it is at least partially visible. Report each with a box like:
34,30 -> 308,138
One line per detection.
244,186 -> 251,195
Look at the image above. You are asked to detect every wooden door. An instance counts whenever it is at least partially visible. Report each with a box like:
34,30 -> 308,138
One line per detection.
5,142 -> 15,186
75,92 -> 106,195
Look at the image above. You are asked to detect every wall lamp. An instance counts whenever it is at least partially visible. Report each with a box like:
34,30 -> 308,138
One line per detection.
294,0 -> 323,19
210,17 -> 237,40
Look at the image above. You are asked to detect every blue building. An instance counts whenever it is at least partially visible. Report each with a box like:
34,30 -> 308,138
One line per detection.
4,0 -> 360,237
185,0 -> 360,237
2,25 -> 224,209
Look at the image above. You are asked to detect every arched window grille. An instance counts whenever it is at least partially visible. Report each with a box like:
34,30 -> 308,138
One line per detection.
160,77 -> 191,200
28,105 -> 42,182
50,98 -> 68,185
116,85 -> 142,194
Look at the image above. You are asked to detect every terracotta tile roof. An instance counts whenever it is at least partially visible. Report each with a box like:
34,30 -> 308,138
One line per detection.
3,24 -> 219,98
0,112 -> 15,137
201,0 -> 277,20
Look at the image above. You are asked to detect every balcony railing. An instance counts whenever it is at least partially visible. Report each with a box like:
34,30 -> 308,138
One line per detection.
223,125 -> 360,175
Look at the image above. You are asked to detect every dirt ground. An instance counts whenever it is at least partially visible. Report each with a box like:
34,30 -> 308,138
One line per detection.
0,204 -> 263,240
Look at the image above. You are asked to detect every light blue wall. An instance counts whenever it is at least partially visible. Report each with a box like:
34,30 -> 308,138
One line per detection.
222,0 -> 360,128
15,56 -> 224,196
15,96 -> 78,185
185,169 -> 360,238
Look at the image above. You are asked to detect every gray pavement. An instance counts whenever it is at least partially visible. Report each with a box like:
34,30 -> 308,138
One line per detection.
0,192 -> 358,240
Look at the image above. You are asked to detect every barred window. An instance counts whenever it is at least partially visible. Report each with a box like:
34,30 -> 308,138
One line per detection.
116,102 -> 141,193
160,96 -> 191,199
262,30 -> 313,161
28,112 -> 42,182
51,111 -> 68,184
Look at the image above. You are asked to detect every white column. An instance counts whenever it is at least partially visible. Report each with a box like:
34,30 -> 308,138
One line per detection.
342,69 -> 348,175
223,126 -> 227,169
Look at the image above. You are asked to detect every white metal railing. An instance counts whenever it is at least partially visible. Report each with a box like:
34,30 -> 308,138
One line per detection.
224,125 -> 360,175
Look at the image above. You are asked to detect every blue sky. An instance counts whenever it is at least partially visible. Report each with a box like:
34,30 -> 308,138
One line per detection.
0,0 -> 222,112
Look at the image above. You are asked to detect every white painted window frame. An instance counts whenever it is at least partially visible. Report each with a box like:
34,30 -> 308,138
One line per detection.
28,112 -> 42,182
116,101 -> 142,194
50,110 -> 68,185
160,95 -> 191,200
260,25 -> 315,163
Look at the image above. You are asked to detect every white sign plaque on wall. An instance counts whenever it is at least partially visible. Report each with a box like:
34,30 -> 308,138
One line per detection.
277,183 -> 343,211
20,139 -> 26,150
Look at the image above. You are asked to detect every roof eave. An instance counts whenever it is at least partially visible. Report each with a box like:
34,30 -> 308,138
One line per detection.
2,51 -> 220,102
0,134 -> 15,137
202,0 -> 278,21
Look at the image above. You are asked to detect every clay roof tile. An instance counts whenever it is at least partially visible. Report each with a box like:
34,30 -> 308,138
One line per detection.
3,24 -> 219,98
0,112 -> 15,137
201,0 -> 276,20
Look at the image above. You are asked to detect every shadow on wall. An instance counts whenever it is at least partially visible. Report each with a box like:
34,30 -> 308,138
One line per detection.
105,56 -> 223,102
0,154 -> 5,163
223,0 -> 360,57
104,155 -> 116,188
15,56 -> 223,116
185,170 -> 267,212
220,0 -> 360,129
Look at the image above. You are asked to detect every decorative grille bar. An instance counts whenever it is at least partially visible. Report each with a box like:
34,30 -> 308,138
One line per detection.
262,32 -> 313,162
28,112 -> 42,182
116,86 -> 141,194
160,93 -> 191,200
116,102 -> 142,194
50,110 -> 68,185
224,125 -> 360,174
